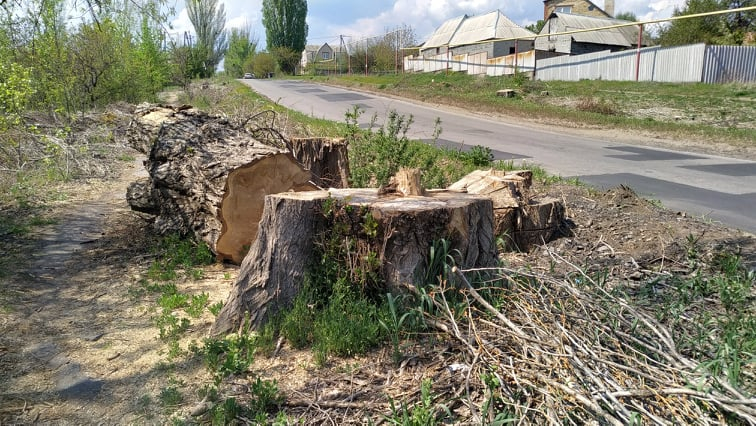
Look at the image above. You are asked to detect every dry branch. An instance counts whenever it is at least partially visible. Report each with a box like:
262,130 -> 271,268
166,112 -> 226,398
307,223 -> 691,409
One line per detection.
411,265 -> 756,424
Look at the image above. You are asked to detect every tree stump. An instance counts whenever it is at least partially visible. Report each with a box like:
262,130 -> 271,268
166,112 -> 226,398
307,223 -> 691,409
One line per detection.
211,188 -> 496,335
289,137 -> 350,189
449,169 -> 564,251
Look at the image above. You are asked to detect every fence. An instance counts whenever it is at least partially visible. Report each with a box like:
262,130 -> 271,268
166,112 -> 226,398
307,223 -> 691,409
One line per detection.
536,44 -> 756,83
404,50 -> 536,77
403,44 -> 756,83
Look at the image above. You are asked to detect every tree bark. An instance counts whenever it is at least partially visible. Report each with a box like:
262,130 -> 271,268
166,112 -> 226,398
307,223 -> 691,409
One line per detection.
125,103 -> 323,263
211,188 -> 496,335
289,137 -> 350,189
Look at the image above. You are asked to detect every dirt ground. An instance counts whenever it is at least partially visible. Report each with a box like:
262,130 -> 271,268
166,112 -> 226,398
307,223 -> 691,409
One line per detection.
0,100 -> 754,424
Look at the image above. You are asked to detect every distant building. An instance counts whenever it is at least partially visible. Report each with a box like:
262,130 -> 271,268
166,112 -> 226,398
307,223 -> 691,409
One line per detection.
420,10 -> 535,59
535,12 -> 644,56
301,43 -> 335,70
543,0 -> 614,20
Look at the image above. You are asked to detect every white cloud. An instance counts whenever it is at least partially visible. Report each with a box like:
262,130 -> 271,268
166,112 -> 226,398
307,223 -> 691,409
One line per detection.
168,0 -> 688,49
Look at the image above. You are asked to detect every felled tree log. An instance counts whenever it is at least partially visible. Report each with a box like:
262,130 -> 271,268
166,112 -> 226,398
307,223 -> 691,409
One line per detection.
125,104 -> 319,263
211,188 -> 496,334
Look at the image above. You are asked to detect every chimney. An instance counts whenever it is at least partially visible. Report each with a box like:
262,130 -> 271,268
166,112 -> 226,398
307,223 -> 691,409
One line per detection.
604,0 -> 615,17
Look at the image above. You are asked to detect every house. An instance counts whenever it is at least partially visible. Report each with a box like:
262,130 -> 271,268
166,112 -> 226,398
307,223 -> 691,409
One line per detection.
300,43 -> 335,69
543,0 -> 614,20
420,10 -> 536,59
535,12 -> 643,55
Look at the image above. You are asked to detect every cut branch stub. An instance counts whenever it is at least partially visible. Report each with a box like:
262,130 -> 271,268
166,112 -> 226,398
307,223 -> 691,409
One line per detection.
211,188 -> 496,335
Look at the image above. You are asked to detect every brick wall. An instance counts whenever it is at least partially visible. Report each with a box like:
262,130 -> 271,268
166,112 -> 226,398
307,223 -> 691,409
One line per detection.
543,0 -> 610,20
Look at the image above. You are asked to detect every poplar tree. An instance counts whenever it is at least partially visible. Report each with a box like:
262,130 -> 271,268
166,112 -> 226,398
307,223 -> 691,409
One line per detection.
261,0 -> 308,74
186,0 -> 228,77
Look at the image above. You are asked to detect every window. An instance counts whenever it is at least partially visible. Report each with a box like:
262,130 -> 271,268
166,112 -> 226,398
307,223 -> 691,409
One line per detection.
556,6 -> 572,13
321,51 -> 330,60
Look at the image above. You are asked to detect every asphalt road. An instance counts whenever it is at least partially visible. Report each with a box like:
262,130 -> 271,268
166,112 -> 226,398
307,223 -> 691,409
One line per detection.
240,78 -> 756,234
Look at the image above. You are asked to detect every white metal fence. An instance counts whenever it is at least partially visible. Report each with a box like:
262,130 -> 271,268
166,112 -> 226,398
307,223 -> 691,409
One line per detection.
536,44 -> 756,83
404,50 -> 536,77
403,44 -> 756,83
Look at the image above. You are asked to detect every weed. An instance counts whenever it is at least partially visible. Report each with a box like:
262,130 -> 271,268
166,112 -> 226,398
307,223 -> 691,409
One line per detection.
480,372 -> 518,425
185,293 -> 209,318
280,295 -> 315,348
312,283 -> 384,360
348,109 -> 413,187
575,97 -> 618,115
167,340 -> 184,359
149,233 -> 214,281
424,238 -> 458,286
379,293 -> 413,365
158,292 -> 189,311
159,386 -> 183,411
386,378 -> 453,425
200,332 -> 257,385
208,301 -> 223,316
209,397 -> 240,425
461,145 -> 494,167
248,376 -> 284,414
155,311 -> 190,340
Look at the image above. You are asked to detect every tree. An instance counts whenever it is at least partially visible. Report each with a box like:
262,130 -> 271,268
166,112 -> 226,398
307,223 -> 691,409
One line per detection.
186,0 -> 227,77
658,0 -> 755,45
262,0 -> 308,74
252,51 -> 277,77
225,26 -> 257,78
614,11 -> 638,21
526,20 -> 545,33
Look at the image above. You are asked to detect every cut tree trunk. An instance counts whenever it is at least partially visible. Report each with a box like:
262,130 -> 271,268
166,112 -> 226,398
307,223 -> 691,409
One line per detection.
211,188 -> 496,335
125,103 -> 353,263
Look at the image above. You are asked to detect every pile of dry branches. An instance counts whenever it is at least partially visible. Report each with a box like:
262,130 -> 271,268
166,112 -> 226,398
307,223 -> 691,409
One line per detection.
422,256 -> 756,424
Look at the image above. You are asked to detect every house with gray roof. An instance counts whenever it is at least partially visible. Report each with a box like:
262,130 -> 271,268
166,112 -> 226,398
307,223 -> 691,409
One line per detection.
535,12 -> 644,55
301,43 -> 336,70
420,10 -> 536,59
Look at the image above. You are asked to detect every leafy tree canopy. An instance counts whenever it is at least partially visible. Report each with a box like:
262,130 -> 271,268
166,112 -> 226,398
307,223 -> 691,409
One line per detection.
658,0 -> 755,45
225,27 -> 257,78
262,0 -> 308,73
526,20 -> 545,33
614,11 -> 638,22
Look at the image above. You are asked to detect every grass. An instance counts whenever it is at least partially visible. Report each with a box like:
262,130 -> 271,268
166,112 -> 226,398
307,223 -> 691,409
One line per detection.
178,77 -> 346,139
304,73 -> 755,146
631,246 -> 755,390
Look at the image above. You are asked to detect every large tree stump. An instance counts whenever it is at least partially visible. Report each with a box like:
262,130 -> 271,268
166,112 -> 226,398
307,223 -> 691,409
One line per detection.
211,188 -> 496,335
125,104 -> 322,263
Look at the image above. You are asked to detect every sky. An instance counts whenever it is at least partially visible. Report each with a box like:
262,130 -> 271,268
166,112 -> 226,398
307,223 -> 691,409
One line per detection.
169,0 -> 687,50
